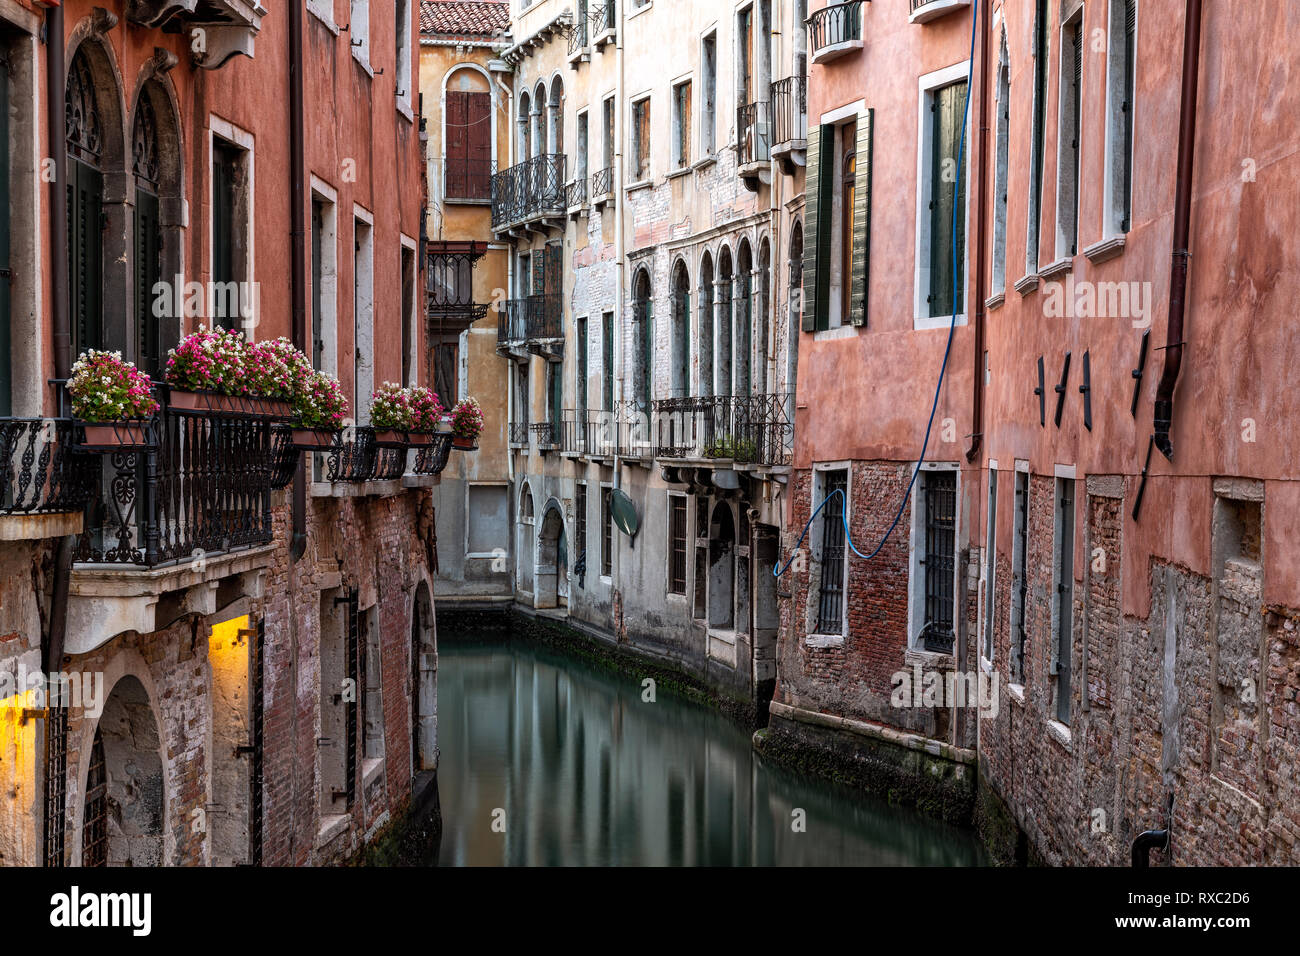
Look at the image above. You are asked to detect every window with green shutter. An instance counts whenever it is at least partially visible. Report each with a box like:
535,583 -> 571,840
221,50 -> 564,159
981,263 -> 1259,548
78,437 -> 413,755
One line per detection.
849,109 -> 873,326
803,124 -> 833,332
928,80 -> 967,318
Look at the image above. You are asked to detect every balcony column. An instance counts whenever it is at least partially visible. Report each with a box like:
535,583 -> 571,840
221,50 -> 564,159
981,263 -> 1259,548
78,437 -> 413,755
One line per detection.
531,108 -> 544,162
751,267 -> 766,396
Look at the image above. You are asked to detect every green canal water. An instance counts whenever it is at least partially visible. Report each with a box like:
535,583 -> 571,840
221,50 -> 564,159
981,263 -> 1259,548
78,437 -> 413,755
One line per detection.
433,634 -> 989,866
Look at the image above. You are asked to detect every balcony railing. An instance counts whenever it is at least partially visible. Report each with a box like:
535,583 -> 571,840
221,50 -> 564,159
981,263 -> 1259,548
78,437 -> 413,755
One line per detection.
499,301 -> 528,346
75,392 -> 276,567
491,153 -> 567,229
590,166 -> 613,200
531,420 -> 562,448
591,1 -> 616,41
323,427 -> 406,483
568,15 -> 589,55
445,158 -> 495,201
809,1 -> 865,63
525,293 -> 563,340
770,75 -> 807,148
737,101 -> 771,169
567,176 -> 588,209
653,394 -> 792,466
509,422 -> 529,446
909,0 -> 970,24
0,418 -> 98,515
412,434 -> 455,477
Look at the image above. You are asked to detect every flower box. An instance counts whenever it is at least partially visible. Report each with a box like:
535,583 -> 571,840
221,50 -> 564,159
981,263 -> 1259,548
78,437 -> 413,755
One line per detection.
289,428 -> 339,451
168,389 -> 226,413
452,435 -> 478,450
80,420 -> 152,449
407,432 -> 435,447
373,428 -> 408,448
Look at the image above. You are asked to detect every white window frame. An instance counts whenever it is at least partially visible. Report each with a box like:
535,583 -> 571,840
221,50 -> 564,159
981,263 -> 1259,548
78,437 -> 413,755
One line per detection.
350,0 -> 372,73
629,92 -> 652,186
208,116 -> 257,336
990,21 -> 1011,298
907,462 -> 962,651
818,99 -> 865,332
807,461 -> 852,645
400,232 -> 418,385
670,77 -> 693,172
352,204 -> 375,424
599,480 -> 614,583
700,29 -> 718,157
1053,8 -> 1085,263
395,0 -> 413,119
1102,0 -> 1138,240
666,490 -> 690,600
309,176 -> 339,377
913,62 -> 972,330
465,481 -> 511,559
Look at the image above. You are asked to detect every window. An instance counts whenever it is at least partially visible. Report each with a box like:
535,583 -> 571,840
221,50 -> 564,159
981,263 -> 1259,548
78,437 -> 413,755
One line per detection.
1106,0 -> 1137,235
395,0 -> 412,112
1056,12 -> 1084,258
693,496 -> 709,618
914,468 -> 957,652
318,589 -> 355,815
445,68 -> 492,200
212,137 -> 249,332
602,310 -> 615,411
1010,469 -> 1029,683
1053,476 -> 1076,724
668,493 -> 688,594
922,78 -> 968,320
310,188 -> 339,376
547,360 -> 562,442
401,243 -> 415,384
803,110 -> 873,332
701,32 -> 717,155
632,268 -> 653,412
601,486 -> 613,577
0,42 -> 10,414
468,484 -> 508,555
983,466 -> 998,662
814,469 -> 848,635
577,109 -> 589,184
362,605 -> 384,759
1027,0 -> 1049,273
991,32 -> 1010,296
132,89 -> 164,376
350,0 -> 371,67
737,5 -> 754,108
353,213 -> 374,422
602,96 -> 616,174
81,728 -> 106,866
672,80 -> 692,169
631,96 -> 651,182
576,483 -> 588,572
577,315 -> 589,413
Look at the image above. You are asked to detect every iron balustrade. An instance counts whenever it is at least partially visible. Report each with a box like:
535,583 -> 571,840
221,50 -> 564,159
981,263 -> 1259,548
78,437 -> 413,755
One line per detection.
445,158 -> 496,201
616,400 -> 655,459
737,101 -> 772,167
567,15 -> 589,55
491,153 -> 568,228
652,394 -> 792,465
413,434 -> 455,476
508,422 -> 530,445
270,424 -> 299,490
561,409 -> 590,455
770,75 -> 807,147
567,176 -> 588,209
75,395 -> 276,567
590,1 -> 616,36
500,300 -> 529,345
590,166 -> 613,199
531,420 -> 562,447
808,1 -> 864,56
0,418 -> 97,514
323,427 -> 407,483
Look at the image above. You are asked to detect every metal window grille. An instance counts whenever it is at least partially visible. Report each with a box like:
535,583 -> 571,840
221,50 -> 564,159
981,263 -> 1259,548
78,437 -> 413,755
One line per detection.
601,488 -> 613,577
248,619 -> 265,865
345,591 -> 360,810
669,495 -> 687,594
82,729 -> 107,867
815,471 -> 848,634
922,471 -> 957,651
1012,471 -> 1029,682
576,484 -> 588,566
43,705 -> 69,867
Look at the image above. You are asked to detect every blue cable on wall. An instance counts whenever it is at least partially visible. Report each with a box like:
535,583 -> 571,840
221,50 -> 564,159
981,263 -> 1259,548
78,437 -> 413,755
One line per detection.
775,0 -> 979,579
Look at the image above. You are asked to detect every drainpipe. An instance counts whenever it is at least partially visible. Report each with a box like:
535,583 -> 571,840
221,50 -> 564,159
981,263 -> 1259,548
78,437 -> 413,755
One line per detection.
289,0 -> 308,562
964,0 -> 990,465
48,4 -> 70,384
1152,0 -> 1203,461
613,3 -> 626,497
1132,793 -> 1175,866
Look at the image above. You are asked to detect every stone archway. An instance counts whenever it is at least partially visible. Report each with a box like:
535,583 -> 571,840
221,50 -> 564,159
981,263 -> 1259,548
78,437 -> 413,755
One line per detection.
83,675 -> 164,866
411,580 -> 437,772
536,504 -> 567,609
708,501 -> 736,630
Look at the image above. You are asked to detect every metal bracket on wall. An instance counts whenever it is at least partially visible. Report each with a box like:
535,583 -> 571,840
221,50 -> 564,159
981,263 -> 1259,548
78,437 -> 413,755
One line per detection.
1079,350 -> 1092,431
1053,351 -> 1072,427
1130,329 -> 1150,417
1132,434 -> 1155,521
1034,356 -> 1046,427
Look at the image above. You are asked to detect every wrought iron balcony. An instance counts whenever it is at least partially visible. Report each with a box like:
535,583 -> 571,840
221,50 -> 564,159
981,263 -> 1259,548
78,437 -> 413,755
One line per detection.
0,418 -> 97,516
770,75 -> 808,168
652,394 -> 792,466
508,422 -> 529,446
270,424 -> 299,490
498,300 -> 528,348
75,394 -> 277,568
491,153 -> 568,231
567,15 -> 589,56
809,1 -> 865,65
428,241 -> 490,333
531,420 -> 562,449
322,427 -> 406,483
412,434 -> 455,477
737,100 -> 771,175
590,166 -> 614,204
445,158 -> 496,202
909,0 -> 970,25
525,293 -> 564,342
567,176 -> 588,212
591,1 -> 617,46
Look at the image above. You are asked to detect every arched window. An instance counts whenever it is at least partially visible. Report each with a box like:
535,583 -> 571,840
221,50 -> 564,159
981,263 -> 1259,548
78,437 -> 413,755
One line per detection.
518,90 -> 532,161
548,76 -> 565,155
81,727 -> 107,867
736,239 -> 753,397
717,247 -> 733,397
670,260 -> 690,398
445,67 -> 492,200
632,268 -> 653,413
757,237 -> 771,396
698,251 -> 714,398
66,46 -> 107,357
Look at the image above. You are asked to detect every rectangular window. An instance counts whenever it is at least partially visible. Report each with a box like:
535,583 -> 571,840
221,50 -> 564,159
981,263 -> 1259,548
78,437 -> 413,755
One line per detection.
353,215 -> 374,422
467,484 -> 508,555
631,97 -> 651,182
1,45 -> 12,412
1027,0 -> 1049,273
395,0 -> 411,112
1010,469 -> 1029,683
1056,14 -> 1083,258
445,85 -> 492,201
601,486 -> 613,577
547,361 -> 562,442
401,244 -> 415,384
701,32 -> 717,155
577,110 -> 589,182
362,605 -> 383,759
350,0 -> 371,66
576,483 -> 588,571
991,49 -> 1010,295
311,199 -> 326,369
807,111 -> 872,332
602,310 -> 614,411
1106,0 -> 1137,235
983,466 -> 998,662
212,138 -> 248,332
602,96 -> 616,173
815,469 -> 848,634
918,469 -> 957,651
672,80 -> 692,169
693,496 -> 708,619
737,5 -> 754,108
668,494 -> 688,595
577,315 -> 588,413
1053,477 -> 1076,724
925,79 -> 968,319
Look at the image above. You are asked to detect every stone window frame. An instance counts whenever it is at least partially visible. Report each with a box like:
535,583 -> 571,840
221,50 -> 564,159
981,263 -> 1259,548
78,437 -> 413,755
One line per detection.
981,461 -> 999,671
805,460 -> 853,646
666,490 -> 690,599
906,461 -> 963,652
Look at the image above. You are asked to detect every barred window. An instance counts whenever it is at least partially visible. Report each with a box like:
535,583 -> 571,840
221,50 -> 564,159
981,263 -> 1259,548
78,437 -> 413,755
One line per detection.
668,494 -> 688,594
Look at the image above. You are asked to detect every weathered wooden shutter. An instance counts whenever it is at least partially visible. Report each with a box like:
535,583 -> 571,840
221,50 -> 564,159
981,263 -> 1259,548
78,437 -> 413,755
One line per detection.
849,109 -> 874,326
602,311 -> 614,411
1120,0 -> 1136,232
803,124 -> 832,331
68,161 -> 104,355
134,190 -> 162,375
1069,22 -> 1082,254
929,83 -> 966,317
446,89 -> 468,196
0,56 -> 10,415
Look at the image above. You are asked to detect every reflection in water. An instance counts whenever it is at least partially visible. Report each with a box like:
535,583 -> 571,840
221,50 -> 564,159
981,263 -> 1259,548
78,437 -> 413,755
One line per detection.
435,636 -> 988,866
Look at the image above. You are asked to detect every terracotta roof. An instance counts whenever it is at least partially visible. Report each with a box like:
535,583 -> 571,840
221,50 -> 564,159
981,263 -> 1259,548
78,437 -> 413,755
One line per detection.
419,0 -> 510,40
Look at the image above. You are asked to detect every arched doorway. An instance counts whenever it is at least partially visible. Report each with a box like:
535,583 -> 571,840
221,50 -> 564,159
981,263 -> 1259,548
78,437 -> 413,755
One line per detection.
411,581 -> 436,771
517,484 -> 535,598
83,675 -> 164,866
536,504 -> 567,609
708,502 -> 736,630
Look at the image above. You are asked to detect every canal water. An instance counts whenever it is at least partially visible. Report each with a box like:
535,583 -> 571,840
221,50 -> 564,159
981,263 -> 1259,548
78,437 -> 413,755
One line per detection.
434,634 -> 989,866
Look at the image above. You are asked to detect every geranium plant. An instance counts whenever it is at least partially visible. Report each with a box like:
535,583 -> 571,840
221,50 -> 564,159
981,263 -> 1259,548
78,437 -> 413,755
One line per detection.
165,325 -> 247,396
406,386 -> 445,433
450,397 -> 484,442
293,369 -> 349,430
244,337 -> 309,400
370,382 -> 414,431
68,350 -> 160,422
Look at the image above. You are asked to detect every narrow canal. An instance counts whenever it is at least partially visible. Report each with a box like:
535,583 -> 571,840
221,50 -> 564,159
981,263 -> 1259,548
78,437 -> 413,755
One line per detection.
434,633 -> 989,866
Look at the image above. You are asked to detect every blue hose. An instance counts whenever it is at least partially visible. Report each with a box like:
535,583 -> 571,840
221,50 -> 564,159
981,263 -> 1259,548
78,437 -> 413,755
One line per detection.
775,0 -> 979,579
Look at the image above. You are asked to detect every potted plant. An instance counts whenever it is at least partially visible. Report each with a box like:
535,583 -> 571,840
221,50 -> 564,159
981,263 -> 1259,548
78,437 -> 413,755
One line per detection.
449,397 -> 484,449
289,368 -> 349,450
405,386 -> 445,446
369,382 -> 419,447
68,350 -> 160,447
242,337 -> 304,418
164,325 -> 247,412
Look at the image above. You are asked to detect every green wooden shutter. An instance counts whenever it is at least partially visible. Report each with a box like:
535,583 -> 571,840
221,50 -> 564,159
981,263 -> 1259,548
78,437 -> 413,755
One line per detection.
849,109 -> 873,326
602,311 -> 614,411
803,124 -> 832,332
69,160 -> 104,356
134,189 -> 162,376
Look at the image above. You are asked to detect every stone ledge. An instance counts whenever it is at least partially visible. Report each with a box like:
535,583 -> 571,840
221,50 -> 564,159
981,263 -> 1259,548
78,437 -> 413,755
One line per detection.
0,511 -> 83,541
768,699 -> 976,765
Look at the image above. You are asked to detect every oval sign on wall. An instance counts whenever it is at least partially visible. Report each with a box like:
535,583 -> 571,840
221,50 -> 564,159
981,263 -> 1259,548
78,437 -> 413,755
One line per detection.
610,488 -> 639,540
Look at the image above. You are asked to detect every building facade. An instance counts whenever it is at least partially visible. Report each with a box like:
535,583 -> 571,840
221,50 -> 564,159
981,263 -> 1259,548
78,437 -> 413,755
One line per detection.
0,0 -> 439,866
